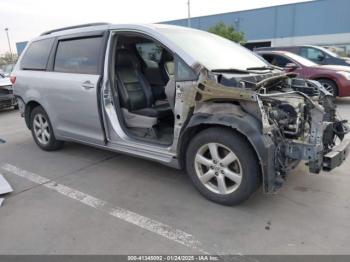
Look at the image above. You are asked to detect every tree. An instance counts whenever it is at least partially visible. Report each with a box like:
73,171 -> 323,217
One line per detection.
0,52 -> 18,66
208,22 -> 245,44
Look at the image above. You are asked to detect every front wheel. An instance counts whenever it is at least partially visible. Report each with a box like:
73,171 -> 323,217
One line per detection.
318,79 -> 338,97
186,127 -> 260,206
30,106 -> 64,151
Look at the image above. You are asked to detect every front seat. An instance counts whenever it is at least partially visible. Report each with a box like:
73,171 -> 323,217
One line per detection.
115,49 -> 172,128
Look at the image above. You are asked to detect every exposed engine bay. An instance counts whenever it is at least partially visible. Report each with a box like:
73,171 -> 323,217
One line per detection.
218,71 -> 349,175
186,69 -> 350,191
258,77 -> 348,175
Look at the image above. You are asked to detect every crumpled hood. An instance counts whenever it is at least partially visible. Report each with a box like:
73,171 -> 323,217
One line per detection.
215,70 -> 285,89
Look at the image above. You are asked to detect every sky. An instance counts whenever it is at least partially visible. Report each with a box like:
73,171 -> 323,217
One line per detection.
0,0 -> 312,54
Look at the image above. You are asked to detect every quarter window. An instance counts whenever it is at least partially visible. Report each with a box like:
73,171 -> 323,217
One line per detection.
54,37 -> 103,74
21,38 -> 54,70
176,59 -> 197,81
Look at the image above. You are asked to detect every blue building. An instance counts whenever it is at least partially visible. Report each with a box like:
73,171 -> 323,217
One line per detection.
16,0 -> 350,56
15,41 -> 27,56
164,0 -> 350,55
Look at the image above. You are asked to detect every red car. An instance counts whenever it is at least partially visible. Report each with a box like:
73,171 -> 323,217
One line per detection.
257,50 -> 350,97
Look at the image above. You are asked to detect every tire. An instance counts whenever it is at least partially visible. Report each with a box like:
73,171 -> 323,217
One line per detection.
186,127 -> 260,206
30,106 -> 64,151
318,79 -> 338,97
13,98 -> 18,110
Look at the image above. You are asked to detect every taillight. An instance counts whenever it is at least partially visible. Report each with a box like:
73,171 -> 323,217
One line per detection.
10,75 -> 16,84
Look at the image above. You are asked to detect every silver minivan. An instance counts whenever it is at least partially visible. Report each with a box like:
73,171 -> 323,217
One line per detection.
12,23 -> 349,205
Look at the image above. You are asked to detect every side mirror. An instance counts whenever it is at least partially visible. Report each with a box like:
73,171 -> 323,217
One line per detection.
285,63 -> 298,72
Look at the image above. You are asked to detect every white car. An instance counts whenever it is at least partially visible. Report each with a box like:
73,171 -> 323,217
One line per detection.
0,74 -> 17,110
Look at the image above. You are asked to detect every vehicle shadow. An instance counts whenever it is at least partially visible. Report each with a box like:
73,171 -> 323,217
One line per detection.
0,107 -> 17,115
60,141 -> 267,209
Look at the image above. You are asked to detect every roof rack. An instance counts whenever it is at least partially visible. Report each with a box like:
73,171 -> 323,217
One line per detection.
40,23 -> 110,36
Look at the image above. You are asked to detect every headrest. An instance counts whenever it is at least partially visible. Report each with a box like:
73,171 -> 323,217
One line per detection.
116,49 -> 140,69
161,51 -> 174,63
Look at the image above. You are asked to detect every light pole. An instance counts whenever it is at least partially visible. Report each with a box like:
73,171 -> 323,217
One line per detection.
187,0 -> 191,27
4,28 -> 14,63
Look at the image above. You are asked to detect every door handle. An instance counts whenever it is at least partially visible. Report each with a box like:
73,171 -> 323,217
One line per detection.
82,80 -> 95,90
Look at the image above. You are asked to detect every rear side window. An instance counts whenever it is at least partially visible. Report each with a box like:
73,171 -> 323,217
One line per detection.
300,47 -> 324,61
21,38 -> 54,70
54,37 -> 103,74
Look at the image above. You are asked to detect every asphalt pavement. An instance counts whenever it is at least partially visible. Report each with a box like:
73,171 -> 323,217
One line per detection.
0,98 -> 350,255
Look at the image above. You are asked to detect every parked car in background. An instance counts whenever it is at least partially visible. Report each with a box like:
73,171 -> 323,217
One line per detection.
0,64 -> 15,77
256,45 -> 350,66
0,73 -> 17,110
256,50 -> 350,97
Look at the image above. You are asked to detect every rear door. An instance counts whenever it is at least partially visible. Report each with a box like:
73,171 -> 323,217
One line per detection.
44,32 -> 107,145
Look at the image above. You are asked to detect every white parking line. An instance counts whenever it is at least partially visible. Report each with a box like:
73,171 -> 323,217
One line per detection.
1,163 -> 209,254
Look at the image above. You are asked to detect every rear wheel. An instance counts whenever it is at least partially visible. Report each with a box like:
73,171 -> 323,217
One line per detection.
30,106 -> 64,151
186,127 -> 260,206
318,79 -> 338,97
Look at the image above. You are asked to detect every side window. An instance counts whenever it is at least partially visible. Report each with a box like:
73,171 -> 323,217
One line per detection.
261,54 -> 274,64
54,37 -> 103,74
21,38 -> 54,70
176,59 -> 197,81
300,47 -> 324,61
136,43 -> 162,68
266,54 -> 293,68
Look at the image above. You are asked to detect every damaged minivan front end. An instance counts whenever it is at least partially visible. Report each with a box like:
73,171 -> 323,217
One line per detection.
13,24 -> 349,205
181,67 -> 349,193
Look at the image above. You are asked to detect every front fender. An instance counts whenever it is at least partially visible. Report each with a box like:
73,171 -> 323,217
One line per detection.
181,105 -> 278,193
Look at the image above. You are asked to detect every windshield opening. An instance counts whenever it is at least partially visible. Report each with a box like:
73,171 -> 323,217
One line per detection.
159,27 -> 268,71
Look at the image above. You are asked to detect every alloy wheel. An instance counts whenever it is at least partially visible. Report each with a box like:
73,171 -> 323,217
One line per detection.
321,82 -> 336,96
194,143 -> 243,195
33,114 -> 51,145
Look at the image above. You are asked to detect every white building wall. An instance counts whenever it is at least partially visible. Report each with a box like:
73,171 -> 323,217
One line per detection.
247,32 -> 350,55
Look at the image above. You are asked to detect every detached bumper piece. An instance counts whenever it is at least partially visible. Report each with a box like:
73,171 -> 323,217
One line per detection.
0,98 -> 17,109
323,139 -> 350,171
0,89 -> 17,109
